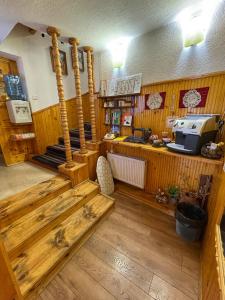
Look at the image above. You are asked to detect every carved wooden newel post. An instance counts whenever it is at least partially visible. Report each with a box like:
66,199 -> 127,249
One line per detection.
69,38 -> 88,154
47,26 -> 75,168
83,46 -> 97,143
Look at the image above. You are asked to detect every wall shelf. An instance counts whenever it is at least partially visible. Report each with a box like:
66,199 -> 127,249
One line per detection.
10,133 -> 35,142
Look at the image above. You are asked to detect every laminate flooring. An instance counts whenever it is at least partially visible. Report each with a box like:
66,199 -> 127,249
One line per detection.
38,190 -> 200,300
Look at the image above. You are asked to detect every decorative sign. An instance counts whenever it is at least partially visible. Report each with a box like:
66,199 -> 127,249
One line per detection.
100,73 -> 142,97
145,92 -> 166,110
4,75 -> 27,100
179,87 -> 209,108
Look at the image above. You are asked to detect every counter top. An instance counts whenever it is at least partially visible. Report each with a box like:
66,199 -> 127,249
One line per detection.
104,139 -> 224,166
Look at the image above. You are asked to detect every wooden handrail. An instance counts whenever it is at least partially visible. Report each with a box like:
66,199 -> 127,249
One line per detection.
69,38 -> 88,154
47,26 -> 75,168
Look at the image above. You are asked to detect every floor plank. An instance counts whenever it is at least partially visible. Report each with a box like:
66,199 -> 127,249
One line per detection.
104,211 -> 182,267
149,275 -> 193,300
182,254 -> 200,279
59,263 -> 115,300
72,247 -> 154,300
95,221 -> 198,299
114,192 -> 200,258
38,275 -> 81,300
85,234 -> 153,293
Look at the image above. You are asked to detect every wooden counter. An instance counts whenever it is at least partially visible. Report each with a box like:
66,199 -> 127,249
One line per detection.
105,140 -> 224,166
104,140 -> 223,215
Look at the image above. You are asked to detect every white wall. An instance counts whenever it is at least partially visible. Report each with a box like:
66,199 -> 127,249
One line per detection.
99,3 -> 225,84
0,25 -> 100,112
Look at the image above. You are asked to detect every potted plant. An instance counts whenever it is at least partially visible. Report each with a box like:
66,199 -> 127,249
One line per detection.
167,185 -> 180,205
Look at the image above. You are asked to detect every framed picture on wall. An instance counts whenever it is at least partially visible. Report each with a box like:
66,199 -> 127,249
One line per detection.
78,49 -> 84,72
50,46 -> 68,75
71,48 -> 85,72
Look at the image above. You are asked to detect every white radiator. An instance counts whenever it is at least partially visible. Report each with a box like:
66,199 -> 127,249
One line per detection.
107,152 -> 146,189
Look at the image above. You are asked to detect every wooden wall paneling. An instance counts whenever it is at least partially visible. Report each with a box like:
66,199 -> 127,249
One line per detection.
201,172 -> 225,300
140,73 -> 225,142
0,239 -> 22,300
105,141 -> 222,195
99,72 -> 225,142
33,96 -> 90,155
33,103 -> 62,154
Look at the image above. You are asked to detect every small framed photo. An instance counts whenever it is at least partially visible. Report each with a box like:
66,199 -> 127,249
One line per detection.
78,49 -> 84,72
50,46 -> 68,75
71,48 -> 85,72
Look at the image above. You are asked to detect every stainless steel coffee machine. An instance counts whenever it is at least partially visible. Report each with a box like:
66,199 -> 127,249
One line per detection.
167,114 -> 219,155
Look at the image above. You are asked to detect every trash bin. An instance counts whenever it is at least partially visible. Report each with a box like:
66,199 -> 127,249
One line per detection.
175,202 -> 207,242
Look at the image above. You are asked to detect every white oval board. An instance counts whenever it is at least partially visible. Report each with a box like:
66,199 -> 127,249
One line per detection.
96,156 -> 114,195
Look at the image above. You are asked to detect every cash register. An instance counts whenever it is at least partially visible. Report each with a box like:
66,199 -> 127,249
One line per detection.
167,114 -> 219,155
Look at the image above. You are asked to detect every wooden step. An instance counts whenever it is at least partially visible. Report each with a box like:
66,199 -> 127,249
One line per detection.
12,194 -> 114,298
0,181 -> 99,259
0,176 -> 71,228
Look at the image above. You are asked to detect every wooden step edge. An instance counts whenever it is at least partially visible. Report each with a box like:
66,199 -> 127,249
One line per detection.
0,177 -> 72,229
8,185 -> 99,260
74,178 -> 99,190
14,196 -> 114,299
98,192 -> 116,203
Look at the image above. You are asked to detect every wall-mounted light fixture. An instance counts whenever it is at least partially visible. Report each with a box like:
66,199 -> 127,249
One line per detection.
108,37 -> 131,68
177,0 -> 221,47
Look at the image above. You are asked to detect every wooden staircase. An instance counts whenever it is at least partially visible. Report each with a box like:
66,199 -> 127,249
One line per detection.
0,176 -> 114,299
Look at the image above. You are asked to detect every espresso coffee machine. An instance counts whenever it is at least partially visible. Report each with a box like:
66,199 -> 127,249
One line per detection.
167,114 -> 219,155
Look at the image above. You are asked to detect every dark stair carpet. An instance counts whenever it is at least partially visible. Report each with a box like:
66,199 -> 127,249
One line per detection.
32,123 -> 92,169
32,154 -> 66,169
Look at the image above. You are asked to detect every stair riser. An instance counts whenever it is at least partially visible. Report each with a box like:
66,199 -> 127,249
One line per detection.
22,202 -> 114,299
9,187 -> 99,260
0,182 -> 71,229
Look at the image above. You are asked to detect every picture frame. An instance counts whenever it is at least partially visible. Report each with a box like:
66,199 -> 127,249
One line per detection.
50,46 -> 68,76
71,48 -> 85,72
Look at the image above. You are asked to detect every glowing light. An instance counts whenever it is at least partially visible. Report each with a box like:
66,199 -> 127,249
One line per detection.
108,37 -> 131,68
177,0 -> 222,47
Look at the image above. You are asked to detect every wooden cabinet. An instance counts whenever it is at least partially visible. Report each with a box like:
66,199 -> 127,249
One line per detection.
0,56 -> 34,165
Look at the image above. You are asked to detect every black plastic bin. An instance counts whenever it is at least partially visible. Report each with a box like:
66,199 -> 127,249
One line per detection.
175,202 -> 207,242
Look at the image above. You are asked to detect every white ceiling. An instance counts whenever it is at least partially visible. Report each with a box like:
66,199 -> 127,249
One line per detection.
0,0 -> 203,51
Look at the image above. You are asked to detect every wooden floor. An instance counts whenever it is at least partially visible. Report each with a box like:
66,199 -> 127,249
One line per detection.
38,191 -> 200,300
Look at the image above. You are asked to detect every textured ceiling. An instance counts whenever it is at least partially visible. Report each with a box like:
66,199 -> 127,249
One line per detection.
0,0 -> 203,51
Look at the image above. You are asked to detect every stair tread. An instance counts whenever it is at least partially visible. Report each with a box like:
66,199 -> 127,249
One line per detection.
12,194 -> 114,296
0,176 -> 71,222
0,181 -> 99,255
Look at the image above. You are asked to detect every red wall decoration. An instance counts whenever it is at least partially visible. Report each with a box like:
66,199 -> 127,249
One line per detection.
145,92 -> 166,110
179,87 -> 209,108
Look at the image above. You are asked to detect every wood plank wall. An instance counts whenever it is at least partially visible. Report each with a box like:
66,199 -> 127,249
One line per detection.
105,141 -> 222,194
201,172 -> 225,300
33,94 -> 90,154
0,57 -> 35,166
140,73 -> 225,142
99,72 -> 225,142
